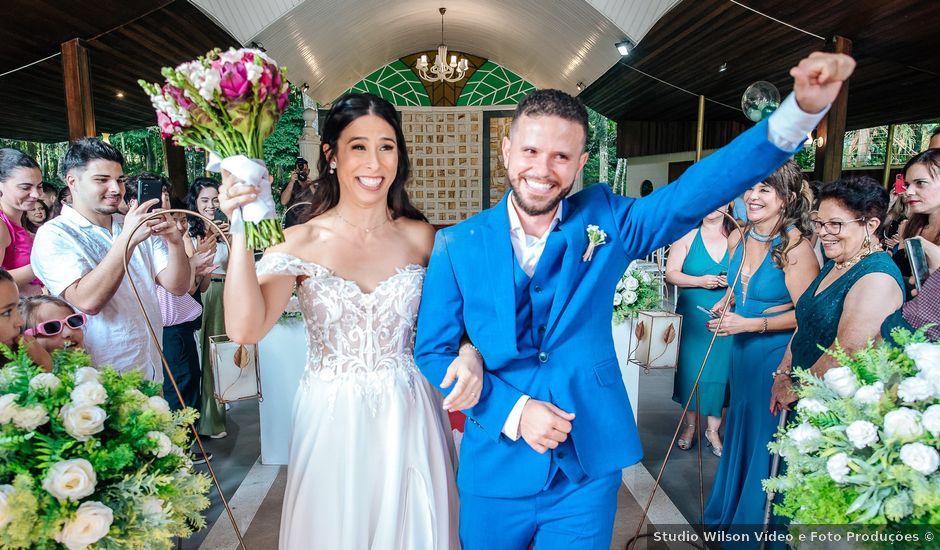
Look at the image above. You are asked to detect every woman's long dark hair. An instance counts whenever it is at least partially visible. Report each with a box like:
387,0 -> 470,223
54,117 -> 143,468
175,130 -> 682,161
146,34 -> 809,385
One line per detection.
750,160 -> 814,267
0,148 -> 42,233
900,148 -> 940,244
187,176 -> 221,239
293,93 -> 426,224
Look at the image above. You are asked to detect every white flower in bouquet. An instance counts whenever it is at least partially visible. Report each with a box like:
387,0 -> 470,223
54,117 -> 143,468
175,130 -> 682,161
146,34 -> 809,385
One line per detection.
621,290 -> 638,305
917,366 -> 940,397
146,395 -> 171,415
796,398 -> 828,414
639,271 -> 653,284
898,377 -> 935,403
142,496 -> 165,518
0,484 -> 13,529
883,407 -> 924,440
54,501 -> 113,550
823,366 -> 859,398
853,382 -> 885,405
826,452 -> 851,483
613,293 -> 622,306
0,393 -> 17,424
70,381 -> 107,406
12,403 -> 49,430
788,422 -> 822,452
906,343 -> 940,372
899,442 -> 940,476
616,279 -> 625,291
623,276 -> 639,291
29,372 -> 61,393
922,404 -> 940,437
845,420 -> 879,449
42,459 -> 97,502
73,367 -> 100,385
147,431 -> 173,458
60,403 -> 107,441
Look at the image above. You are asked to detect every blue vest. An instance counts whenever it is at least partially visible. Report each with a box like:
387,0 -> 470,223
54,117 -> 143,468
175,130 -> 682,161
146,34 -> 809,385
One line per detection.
512,229 -> 585,484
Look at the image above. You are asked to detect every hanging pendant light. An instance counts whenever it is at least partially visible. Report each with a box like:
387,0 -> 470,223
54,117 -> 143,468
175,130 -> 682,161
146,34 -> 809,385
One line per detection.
415,8 -> 468,83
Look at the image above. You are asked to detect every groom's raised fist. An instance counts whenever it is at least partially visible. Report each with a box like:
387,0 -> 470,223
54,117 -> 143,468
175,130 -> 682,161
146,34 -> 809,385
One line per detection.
520,400 -> 575,454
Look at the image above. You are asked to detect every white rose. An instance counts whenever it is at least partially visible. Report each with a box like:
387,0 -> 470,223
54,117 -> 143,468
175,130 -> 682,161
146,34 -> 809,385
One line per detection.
917,367 -> 940,397
884,408 -> 924,441
899,377 -> 935,403
853,382 -> 885,405
639,271 -> 653,284
796,398 -> 828,415
73,367 -> 100,385
147,431 -> 173,458
0,484 -> 14,530
622,290 -> 638,305
12,403 -> 49,431
845,420 -> 879,449
899,442 -> 940,476
906,343 -> 940,372
624,276 -> 639,291
146,396 -> 171,415
141,496 -> 164,518
823,366 -> 859,398
29,373 -> 61,393
612,293 -> 622,306
788,422 -> 823,453
616,279 -> 625,291
0,393 -> 16,425
42,459 -> 96,501
826,452 -> 851,483
60,403 -> 107,442
55,501 -> 113,550
922,405 -> 940,437
70,382 -> 107,407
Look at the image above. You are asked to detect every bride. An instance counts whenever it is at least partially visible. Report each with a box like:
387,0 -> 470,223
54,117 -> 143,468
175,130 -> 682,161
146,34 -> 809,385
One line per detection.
220,93 -> 481,549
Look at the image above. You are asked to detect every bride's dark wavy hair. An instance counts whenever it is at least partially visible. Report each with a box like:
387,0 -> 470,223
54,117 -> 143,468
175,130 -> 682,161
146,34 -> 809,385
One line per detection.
293,93 -> 426,224
748,160 -> 814,267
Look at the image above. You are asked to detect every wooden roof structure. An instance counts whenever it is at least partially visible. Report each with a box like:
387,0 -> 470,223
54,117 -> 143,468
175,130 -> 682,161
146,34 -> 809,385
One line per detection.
580,0 -> 940,158
0,0 -> 238,142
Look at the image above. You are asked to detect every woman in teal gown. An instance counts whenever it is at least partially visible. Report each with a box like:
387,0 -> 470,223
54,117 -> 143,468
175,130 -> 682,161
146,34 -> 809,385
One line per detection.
666,206 -> 733,455
704,162 -> 819,532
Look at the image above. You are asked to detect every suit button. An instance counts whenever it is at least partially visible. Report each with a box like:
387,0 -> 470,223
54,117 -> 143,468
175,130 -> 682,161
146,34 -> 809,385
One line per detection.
538,325 -> 546,333
534,285 -> 542,293
557,451 -> 566,459
538,351 -> 549,363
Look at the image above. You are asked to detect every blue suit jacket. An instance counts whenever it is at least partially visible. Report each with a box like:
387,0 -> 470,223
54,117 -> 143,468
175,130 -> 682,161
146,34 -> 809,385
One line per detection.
414,118 -> 796,498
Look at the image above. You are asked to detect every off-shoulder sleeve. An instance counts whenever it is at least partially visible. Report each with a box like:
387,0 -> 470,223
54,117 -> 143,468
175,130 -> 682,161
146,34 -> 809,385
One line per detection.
255,252 -> 316,277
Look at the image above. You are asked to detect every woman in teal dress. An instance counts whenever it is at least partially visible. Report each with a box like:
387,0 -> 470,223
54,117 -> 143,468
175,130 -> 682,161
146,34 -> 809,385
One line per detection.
770,177 -> 904,411
666,205 -> 734,455
704,161 -> 819,531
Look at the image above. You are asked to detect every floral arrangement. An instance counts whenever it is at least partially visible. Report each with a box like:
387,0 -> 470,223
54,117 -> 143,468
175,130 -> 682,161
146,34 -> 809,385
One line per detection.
139,47 -> 290,250
0,345 -> 210,549
612,266 -> 661,324
765,329 -> 940,526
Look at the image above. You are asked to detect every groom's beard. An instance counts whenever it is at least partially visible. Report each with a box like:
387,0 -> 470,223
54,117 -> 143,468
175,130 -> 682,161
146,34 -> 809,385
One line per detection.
507,174 -> 574,217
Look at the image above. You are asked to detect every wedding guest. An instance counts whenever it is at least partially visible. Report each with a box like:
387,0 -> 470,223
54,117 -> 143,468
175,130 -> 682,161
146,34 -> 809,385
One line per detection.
51,186 -> 72,218
0,148 -> 45,296
929,127 -> 940,150
665,204 -> 733,456
187,177 -> 229,437
27,201 -> 49,228
770,177 -> 904,413
40,182 -> 57,209
0,269 -> 51,370
30,138 -> 191,381
883,192 -> 908,251
19,295 -> 86,352
893,149 -> 940,295
880,236 -> 940,342
704,160 -> 819,530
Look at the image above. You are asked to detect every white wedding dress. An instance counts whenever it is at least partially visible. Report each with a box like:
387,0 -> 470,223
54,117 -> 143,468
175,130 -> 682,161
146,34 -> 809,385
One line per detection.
256,253 -> 460,550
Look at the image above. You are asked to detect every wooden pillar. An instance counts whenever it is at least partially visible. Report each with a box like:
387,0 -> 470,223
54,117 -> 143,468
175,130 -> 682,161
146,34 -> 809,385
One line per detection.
882,123 -> 897,188
694,95 -> 705,162
164,137 -> 189,198
813,35 -> 852,183
61,38 -> 96,141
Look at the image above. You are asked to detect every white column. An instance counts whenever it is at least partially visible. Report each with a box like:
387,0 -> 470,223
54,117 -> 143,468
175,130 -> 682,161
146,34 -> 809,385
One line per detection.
297,107 -> 321,167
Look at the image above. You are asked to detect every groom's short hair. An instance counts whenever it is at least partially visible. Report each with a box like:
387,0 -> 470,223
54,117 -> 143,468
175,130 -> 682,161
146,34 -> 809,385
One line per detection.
511,89 -> 589,148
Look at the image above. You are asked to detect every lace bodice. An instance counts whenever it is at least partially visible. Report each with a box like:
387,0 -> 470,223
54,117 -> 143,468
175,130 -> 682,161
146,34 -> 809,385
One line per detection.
257,251 -> 426,374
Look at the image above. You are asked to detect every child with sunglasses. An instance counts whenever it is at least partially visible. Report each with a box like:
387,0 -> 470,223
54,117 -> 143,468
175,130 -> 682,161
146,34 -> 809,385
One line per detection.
0,269 -> 51,370
19,295 -> 86,353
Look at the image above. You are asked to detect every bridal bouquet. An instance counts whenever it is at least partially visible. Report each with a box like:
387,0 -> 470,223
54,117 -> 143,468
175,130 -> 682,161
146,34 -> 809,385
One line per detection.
0,345 -> 210,549
139,47 -> 290,249
612,267 -> 661,324
765,329 -> 940,527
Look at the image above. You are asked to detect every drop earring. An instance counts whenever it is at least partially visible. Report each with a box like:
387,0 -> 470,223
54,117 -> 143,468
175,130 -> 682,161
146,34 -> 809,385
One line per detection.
329,161 -> 336,174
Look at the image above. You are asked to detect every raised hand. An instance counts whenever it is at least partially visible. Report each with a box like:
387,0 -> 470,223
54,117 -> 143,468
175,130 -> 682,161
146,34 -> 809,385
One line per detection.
790,52 -> 856,114
519,399 -> 575,454
218,168 -> 260,218
122,198 -> 160,247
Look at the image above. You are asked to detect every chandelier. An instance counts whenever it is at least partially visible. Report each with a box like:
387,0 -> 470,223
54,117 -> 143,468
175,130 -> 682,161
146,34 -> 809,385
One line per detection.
415,8 -> 468,83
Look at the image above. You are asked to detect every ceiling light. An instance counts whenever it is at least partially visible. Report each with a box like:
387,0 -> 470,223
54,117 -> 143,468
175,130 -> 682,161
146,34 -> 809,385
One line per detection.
115,91 -> 124,98
719,63 -> 728,73
576,81 -> 584,92
615,38 -> 635,57
415,8 -> 468,83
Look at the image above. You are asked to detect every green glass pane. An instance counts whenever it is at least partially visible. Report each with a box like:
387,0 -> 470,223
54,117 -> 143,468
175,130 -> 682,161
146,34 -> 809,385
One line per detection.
458,61 -> 535,106
340,60 -> 430,106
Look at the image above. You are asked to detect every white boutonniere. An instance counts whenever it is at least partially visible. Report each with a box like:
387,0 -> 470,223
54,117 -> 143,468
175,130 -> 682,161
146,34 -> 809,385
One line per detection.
582,225 -> 607,262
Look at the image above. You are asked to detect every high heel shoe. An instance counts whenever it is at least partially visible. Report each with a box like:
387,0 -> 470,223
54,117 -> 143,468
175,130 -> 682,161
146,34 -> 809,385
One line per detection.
704,428 -> 723,457
676,422 -> 696,450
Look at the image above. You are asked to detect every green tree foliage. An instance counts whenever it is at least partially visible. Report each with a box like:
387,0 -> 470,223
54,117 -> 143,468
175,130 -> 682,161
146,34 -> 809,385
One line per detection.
262,86 -> 306,187
583,108 -> 618,187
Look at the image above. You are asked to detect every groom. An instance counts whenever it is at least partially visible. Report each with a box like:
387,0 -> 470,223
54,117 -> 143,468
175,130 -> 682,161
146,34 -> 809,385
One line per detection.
415,52 -> 855,549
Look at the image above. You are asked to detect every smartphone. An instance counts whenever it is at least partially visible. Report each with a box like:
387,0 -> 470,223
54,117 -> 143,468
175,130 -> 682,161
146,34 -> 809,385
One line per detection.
894,174 -> 906,195
214,209 -> 228,223
696,305 -> 718,318
906,239 -> 929,293
136,178 -> 163,213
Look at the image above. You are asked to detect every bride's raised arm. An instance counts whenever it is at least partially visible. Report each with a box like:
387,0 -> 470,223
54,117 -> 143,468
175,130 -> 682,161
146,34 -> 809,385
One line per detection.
218,170 -> 295,344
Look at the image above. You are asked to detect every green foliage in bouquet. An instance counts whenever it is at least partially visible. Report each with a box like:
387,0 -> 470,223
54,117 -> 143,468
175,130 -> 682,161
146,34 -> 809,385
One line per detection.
765,329 -> 940,530
0,344 -> 210,549
612,269 -> 662,324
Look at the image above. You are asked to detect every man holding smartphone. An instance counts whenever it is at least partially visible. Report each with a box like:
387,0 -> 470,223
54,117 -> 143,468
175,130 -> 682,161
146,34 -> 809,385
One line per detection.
279,157 -> 313,228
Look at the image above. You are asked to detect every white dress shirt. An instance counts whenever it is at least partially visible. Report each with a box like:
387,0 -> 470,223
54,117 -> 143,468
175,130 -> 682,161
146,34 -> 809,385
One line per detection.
498,92 -> 830,442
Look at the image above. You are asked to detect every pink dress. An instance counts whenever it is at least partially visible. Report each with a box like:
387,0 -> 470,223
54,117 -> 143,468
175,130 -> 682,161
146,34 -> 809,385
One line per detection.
0,209 -> 42,293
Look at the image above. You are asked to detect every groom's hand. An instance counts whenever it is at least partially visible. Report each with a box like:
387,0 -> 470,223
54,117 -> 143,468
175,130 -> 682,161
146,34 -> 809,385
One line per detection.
790,52 -> 856,114
519,400 -> 575,454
